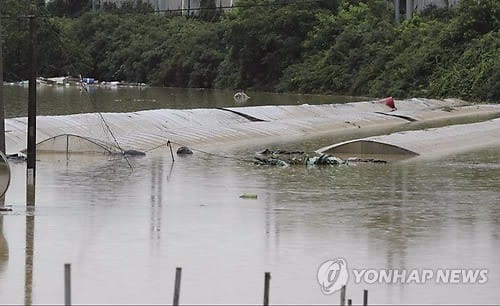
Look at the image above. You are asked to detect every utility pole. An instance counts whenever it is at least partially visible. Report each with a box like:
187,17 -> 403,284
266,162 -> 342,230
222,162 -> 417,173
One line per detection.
0,8 -> 5,154
26,16 -> 37,206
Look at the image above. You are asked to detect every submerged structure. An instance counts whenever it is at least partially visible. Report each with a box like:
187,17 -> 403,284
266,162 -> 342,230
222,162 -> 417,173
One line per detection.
317,118 -> 500,161
4,98 -> 500,157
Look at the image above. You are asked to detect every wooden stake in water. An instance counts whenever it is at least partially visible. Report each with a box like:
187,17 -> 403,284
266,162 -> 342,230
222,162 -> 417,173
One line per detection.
263,272 -> 271,306
64,263 -> 71,306
340,285 -> 346,306
173,267 -> 182,306
363,289 -> 368,306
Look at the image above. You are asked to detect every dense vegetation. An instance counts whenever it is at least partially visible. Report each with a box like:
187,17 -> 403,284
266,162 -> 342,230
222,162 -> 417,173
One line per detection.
1,0 -> 499,102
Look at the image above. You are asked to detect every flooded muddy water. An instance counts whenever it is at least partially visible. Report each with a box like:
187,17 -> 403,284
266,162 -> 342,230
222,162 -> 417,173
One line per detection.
0,86 -> 498,304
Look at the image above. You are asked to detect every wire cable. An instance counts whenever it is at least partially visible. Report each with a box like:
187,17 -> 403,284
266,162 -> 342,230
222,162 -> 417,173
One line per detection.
146,138 -> 254,163
81,83 -> 134,169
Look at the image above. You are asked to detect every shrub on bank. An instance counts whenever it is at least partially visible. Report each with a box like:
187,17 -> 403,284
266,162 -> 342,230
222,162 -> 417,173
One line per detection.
1,0 -> 498,102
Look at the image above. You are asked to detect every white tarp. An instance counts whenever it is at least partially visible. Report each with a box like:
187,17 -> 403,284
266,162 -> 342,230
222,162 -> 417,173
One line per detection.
317,118 -> 500,160
5,98 -> 500,155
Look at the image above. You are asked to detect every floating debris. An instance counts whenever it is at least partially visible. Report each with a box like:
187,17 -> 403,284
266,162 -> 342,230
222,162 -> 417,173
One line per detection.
346,157 -> 387,164
0,205 -> 13,212
7,76 -> 148,88
240,193 -> 258,199
254,151 -> 389,167
258,149 -> 305,155
304,154 -> 346,166
110,150 -> 146,157
234,91 -> 250,104
255,148 -> 305,166
254,149 -> 347,167
254,156 -> 290,167
6,153 -> 27,162
123,149 -> 146,156
177,146 -> 193,155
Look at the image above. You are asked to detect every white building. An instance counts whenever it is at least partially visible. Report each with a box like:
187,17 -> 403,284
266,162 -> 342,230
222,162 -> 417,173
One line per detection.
97,0 -> 234,14
393,0 -> 462,22
413,0 -> 461,10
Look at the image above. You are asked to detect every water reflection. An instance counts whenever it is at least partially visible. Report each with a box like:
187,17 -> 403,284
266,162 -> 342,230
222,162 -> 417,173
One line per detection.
150,157 -> 164,249
0,213 -> 8,274
0,146 -> 498,304
0,159 -> 10,199
0,154 -> 11,277
240,145 -> 499,298
24,214 -> 35,306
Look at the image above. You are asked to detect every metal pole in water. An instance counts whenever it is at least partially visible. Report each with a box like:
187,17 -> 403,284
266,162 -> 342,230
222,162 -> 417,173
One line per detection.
363,289 -> 368,306
168,140 -> 175,163
263,272 -> 271,306
64,263 -> 71,306
26,15 -> 37,206
66,134 -> 69,160
173,267 -> 182,306
0,11 -> 5,154
340,285 -> 346,306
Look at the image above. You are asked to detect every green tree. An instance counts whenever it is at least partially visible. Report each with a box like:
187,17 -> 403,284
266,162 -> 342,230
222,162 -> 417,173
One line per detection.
1,0 -> 88,79
46,0 -> 90,17
216,0 -> 321,90
2,0 -> 499,102
199,0 -> 223,22
279,0 -> 395,95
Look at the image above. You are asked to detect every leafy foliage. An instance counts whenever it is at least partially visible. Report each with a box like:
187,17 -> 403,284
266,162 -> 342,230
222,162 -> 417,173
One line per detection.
1,0 -> 499,102
46,0 -> 90,17
1,0 -> 90,80
280,0 -> 500,102
215,0 -> 321,90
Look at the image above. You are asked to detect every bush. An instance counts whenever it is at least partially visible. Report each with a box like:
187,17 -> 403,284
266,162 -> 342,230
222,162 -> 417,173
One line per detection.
1,0 -> 499,102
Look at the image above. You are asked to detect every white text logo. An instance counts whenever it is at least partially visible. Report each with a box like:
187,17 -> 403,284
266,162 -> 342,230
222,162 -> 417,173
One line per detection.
317,258 -> 349,294
317,258 -> 488,295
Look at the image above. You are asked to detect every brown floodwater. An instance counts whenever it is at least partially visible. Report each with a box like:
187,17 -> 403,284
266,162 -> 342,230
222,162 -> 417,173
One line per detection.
2,85 -> 365,118
0,86 -> 498,304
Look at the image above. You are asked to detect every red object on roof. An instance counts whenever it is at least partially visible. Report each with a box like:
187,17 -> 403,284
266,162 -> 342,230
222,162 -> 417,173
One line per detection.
379,97 -> 396,109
